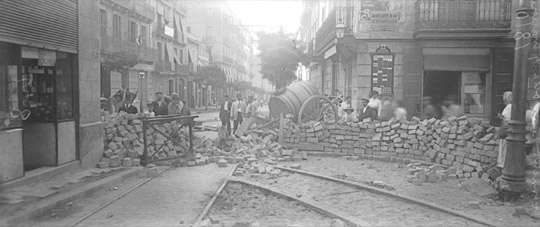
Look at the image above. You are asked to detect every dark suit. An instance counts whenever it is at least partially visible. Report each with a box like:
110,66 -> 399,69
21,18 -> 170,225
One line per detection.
118,104 -> 138,114
220,101 -> 233,135
151,100 -> 168,116
358,106 -> 378,121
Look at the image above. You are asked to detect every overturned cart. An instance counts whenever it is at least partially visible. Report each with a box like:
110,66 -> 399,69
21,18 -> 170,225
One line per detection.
268,81 -> 338,124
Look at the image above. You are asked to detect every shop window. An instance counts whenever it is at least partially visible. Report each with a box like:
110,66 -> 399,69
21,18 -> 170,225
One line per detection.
55,52 -> 74,120
370,46 -> 395,96
0,42 -> 21,129
462,72 -> 486,115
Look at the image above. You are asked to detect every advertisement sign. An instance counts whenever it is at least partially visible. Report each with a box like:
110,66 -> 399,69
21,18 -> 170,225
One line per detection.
357,0 -> 405,32
164,25 -> 175,37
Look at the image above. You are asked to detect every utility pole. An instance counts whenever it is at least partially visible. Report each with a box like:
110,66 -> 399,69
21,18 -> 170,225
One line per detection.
500,0 -> 534,200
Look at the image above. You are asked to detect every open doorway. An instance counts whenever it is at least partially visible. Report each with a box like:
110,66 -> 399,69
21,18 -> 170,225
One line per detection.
423,71 -> 461,109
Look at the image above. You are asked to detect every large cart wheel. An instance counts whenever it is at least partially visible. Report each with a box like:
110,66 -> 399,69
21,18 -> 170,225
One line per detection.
297,95 -> 339,124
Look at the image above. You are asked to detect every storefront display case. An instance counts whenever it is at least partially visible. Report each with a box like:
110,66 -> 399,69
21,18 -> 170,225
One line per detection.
19,47 -> 77,171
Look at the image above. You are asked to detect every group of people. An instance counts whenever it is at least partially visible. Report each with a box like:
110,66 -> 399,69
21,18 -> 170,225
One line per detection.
219,94 -> 261,136
338,91 -> 408,123
101,90 -> 191,117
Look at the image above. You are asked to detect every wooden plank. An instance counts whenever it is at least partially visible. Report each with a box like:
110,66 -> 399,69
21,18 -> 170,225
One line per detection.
234,116 -> 254,137
278,113 -> 284,144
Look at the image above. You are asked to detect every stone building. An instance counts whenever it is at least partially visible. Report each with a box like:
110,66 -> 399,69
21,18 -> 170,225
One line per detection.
0,0 -> 102,183
300,0 -> 539,125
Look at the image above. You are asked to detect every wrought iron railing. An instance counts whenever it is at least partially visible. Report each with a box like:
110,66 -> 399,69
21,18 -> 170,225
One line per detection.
101,35 -> 156,61
415,0 -> 512,30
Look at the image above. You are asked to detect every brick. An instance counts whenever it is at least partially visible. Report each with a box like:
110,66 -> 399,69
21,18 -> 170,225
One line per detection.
122,158 -> 133,167
97,161 -> 109,169
218,159 -> 228,167
109,155 -> 121,167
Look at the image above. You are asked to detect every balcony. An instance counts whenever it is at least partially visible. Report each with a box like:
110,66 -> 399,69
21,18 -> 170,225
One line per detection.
155,61 -> 189,75
223,56 -> 234,65
100,0 -> 130,12
101,35 -> 156,63
415,0 -> 512,39
129,1 -> 155,22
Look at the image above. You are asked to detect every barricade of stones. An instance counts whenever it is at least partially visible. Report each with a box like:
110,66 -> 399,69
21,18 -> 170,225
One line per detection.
282,115 -> 501,179
99,112 -> 191,169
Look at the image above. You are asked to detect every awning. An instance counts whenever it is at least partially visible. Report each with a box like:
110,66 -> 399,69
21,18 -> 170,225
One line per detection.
175,14 -> 187,44
164,42 -> 177,71
188,49 -> 196,65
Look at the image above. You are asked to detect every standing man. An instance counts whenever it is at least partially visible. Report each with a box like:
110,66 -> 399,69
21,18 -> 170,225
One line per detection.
151,92 -> 168,116
168,93 -> 184,115
220,95 -> 233,135
118,92 -> 138,114
231,93 -> 247,133
358,98 -> 378,121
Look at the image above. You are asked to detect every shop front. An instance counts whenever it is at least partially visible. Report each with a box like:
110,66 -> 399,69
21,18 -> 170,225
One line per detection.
0,0 -> 79,183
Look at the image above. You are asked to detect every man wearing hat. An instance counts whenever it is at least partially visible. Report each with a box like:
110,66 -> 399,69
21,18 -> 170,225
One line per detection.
220,94 -> 233,135
358,98 -> 378,121
168,93 -> 184,115
118,91 -> 138,114
340,106 -> 358,123
151,92 -> 169,116
231,93 -> 247,134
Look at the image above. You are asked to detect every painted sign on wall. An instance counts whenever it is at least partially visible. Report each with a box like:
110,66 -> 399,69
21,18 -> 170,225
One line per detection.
357,0 -> 405,32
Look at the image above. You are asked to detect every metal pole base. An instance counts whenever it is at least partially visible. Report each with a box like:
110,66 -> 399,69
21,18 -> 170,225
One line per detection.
497,177 -> 528,201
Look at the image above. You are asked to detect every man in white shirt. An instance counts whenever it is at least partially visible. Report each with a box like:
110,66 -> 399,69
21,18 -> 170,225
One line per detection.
220,94 -> 232,135
231,94 -> 247,133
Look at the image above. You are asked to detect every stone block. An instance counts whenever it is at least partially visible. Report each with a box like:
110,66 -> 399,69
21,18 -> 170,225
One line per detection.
109,155 -> 121,167
218,159 -> 228,167
133,158 -> 140,166
122,158 -> 133,167
97,161 -> 109,169
290,164 -> 301,169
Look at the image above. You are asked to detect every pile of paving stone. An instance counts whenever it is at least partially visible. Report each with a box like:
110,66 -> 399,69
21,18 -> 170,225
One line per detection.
283,115 -> 500,177
405,161 -> 500,185
99,112 -> 191,169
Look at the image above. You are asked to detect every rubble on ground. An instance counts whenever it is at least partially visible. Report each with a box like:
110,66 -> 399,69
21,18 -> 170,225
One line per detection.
405,161 -> 499,184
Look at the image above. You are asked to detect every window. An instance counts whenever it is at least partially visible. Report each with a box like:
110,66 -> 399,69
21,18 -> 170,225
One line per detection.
157,42 -> 162,61
164,43 -> 169,62
100,10 -> 107,37
139,25 -> 147,46
129,21 -> 137,43
205,26 -> 213,37
168,80 -> 174,95
186,26 -> 191,33
174,47 -> 178,64
157,13 -> 163,31
113,14 -> 121,40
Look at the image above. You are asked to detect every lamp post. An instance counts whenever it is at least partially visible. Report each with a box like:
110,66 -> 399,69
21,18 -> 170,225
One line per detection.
500,1 -> 534,200
138,72 -> 146,112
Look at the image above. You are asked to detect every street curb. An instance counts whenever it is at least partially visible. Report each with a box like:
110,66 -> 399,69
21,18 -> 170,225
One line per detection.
4,167 -> 145,227
192,164 -> 238,227
276,166 -> 501,227
229,177 -> 372,227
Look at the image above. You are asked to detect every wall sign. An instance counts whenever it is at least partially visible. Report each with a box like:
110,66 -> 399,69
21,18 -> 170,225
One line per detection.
370,46 -> 395,96
357,0 -> 405,32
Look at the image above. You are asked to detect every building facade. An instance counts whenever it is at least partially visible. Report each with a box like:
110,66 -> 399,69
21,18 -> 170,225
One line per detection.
301,0 -> 540,125
0,0 -> 102,183
185,1 -> 251,99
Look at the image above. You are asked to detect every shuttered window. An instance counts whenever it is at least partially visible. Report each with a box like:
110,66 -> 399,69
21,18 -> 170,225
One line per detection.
0,0 -> 78,53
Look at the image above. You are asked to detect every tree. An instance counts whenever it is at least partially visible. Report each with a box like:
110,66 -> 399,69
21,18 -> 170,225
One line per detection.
193,64 -> 228,89
257,31 -> 309,89
229,81 -> 252,91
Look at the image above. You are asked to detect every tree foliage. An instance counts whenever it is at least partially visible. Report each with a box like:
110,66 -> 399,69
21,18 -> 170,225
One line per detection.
229,81 -> 252,91
193,64 -> 228,89
101,51 -> 140,72
257,31 -> 309,89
